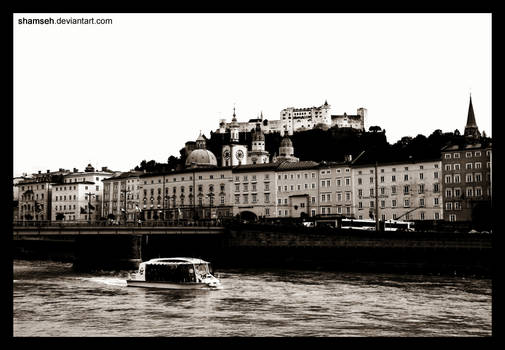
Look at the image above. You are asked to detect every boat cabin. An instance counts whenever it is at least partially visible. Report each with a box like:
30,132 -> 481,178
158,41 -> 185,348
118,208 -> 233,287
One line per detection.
138,258 -> 213,283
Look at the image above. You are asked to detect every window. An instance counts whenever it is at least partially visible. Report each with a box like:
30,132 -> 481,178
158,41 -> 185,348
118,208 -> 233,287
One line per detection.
370,177 -> 374,184
434,171 -> 439,179
445,164 -> 451,171
419,198 -> 425,207
466,174 -> 473,183
391,186 -> 396,194
434,183 -> 439,193
434,197 -> 439,206
380,176 -> 384,183
475,162 -> 482,169
235,195 -> 240,204
403,185 -> 409,195
445,154 -> 451,159
454,174 -> 460,183
466,188 -> 473,197
356,190 -> 361,198
466,152 -> 472,158
356,178 -> 360,185
265,193 -> 270,203
345,178 -> 350,186
445,175 -> 452,184
418,184 -> 424,193
446,189 -> 452,197
380,200 -> 385,209
404,174 -> 409,181
466,163 -> 473,170
404,199 -> 410,207
391,175 -> 396,182
358,202 -> 363,209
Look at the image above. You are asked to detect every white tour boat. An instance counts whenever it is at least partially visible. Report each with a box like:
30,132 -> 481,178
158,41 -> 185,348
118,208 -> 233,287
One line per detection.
126,257 -> 222,289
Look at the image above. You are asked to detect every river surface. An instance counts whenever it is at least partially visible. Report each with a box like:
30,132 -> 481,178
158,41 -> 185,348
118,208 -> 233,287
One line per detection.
13,260 -> 492,337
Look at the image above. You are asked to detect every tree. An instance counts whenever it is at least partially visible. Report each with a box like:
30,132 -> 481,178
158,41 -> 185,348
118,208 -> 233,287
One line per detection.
369,126 -> 382,133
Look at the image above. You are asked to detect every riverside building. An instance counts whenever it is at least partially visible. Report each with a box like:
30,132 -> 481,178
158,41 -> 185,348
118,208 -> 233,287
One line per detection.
351,159 -> 443,221
102,171 -> 143,222
51,164 -> 115,221
441,96 -> 492,222
15,168 -> 72,222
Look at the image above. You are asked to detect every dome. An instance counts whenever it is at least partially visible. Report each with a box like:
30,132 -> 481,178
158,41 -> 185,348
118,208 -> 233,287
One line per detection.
280,136 -> 293,148
185,149 -> 218,168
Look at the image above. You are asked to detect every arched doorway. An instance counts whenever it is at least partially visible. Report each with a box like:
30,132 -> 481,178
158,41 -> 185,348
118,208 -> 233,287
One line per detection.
239,211 -> 258,222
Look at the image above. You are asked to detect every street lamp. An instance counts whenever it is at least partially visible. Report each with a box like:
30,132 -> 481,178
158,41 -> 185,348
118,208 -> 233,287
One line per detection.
85,192 -> 96,224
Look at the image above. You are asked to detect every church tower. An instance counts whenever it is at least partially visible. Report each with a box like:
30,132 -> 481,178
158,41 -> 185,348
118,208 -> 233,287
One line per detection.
247,122 -> 270,164
222,107 -> 248,167
464,95 -> 481,139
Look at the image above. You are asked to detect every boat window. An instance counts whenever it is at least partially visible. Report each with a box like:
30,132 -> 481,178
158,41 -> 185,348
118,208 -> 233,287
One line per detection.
194,264 -> 209,278
145,264 -> 195,283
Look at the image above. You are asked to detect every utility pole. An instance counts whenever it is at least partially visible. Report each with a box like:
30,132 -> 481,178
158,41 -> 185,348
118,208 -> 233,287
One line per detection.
85,192 -> 96,224
193,169 -> 196,221
375,161 -> 379,232
120,188 -> 130,224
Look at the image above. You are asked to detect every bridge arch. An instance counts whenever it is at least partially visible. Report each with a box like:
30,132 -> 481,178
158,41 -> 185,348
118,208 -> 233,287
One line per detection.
238,210 -> 258,222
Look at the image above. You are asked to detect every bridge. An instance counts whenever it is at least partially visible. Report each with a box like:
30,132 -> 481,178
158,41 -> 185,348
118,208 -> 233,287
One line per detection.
12,221 -> 492,275
13,221 -> 226,239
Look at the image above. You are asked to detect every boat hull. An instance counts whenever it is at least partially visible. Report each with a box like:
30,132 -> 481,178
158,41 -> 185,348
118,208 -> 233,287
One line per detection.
126,280 -> 219,290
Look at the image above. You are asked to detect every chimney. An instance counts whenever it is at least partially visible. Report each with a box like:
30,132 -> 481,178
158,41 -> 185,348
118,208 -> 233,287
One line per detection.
38,170 -> 41,174
101,166 -> 108,171
47,170 -> 50,173
345,154 -> 352,162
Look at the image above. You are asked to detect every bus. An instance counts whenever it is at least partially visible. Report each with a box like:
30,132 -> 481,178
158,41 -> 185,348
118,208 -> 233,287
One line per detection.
340,218 -> 415,232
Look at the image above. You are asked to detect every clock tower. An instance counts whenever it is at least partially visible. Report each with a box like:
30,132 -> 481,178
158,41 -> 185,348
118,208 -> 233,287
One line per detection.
222,107 -> 248,167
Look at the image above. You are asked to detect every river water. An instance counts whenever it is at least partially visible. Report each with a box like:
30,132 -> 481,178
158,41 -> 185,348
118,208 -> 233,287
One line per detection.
13,259 -> 492,337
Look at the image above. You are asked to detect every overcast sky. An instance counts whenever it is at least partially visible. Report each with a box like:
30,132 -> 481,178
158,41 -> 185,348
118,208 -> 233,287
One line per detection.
13,13 -> 492,177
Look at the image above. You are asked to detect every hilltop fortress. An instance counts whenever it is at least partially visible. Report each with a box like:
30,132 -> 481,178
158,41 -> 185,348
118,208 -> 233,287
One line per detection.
216,101 -> 366,136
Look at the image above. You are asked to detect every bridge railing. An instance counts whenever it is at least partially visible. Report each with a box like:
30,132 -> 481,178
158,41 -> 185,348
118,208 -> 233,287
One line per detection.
13,219 -> 224,228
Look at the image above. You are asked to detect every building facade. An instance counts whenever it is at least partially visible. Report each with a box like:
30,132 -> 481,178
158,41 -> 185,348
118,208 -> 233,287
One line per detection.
138,168 -> 234,221
352,160 -> 443,221
231,163 -> 278,219
441,142 -> 492,222
102,171 -> 143,222
318,160 -> 355,217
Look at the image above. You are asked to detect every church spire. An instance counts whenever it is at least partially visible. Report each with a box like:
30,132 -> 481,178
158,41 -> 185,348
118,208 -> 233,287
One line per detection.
464,94 -> 481,138
466,94 -> 477,127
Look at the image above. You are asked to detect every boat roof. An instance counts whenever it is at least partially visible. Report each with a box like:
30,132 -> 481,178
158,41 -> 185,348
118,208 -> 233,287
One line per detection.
143,257 -> 210,265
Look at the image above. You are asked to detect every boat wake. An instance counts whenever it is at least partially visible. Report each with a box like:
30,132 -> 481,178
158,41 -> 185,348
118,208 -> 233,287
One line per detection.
77,277 -> 127,287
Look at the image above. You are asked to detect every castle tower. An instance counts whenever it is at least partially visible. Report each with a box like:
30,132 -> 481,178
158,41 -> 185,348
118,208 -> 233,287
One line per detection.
464,95 -> 481,138
357,107 -> 367,131
321,99 -> 331,125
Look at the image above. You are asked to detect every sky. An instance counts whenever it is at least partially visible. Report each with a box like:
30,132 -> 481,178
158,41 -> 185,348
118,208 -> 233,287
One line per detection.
13,13 -> 492,177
